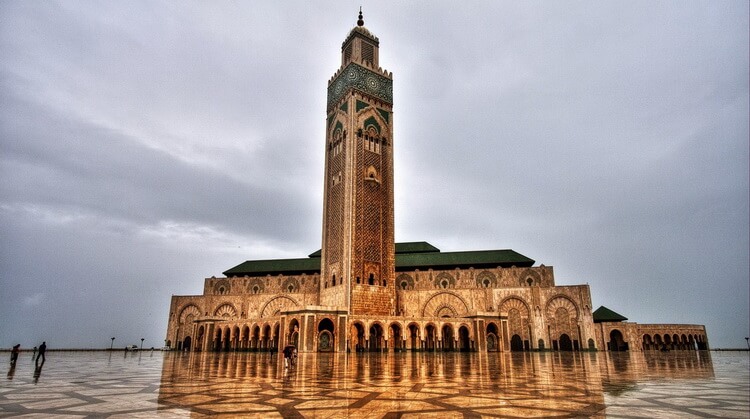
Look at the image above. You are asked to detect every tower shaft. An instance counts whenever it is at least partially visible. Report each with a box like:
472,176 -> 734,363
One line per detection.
320,16 -> 395,315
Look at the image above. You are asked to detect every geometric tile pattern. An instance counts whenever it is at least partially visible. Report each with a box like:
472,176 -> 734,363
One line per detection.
1,351 -> 747,418
328,63 -> 393,111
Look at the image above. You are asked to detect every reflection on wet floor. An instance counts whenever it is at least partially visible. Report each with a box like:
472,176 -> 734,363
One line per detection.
1,350 -> 747,418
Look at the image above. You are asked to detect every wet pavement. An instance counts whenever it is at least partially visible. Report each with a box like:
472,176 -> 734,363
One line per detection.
1,350 -> 747,417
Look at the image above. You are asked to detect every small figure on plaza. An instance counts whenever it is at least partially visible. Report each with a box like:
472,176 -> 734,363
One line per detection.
283,345 -> 295,368
36,341 -> 46,365
10,344 -> 20,366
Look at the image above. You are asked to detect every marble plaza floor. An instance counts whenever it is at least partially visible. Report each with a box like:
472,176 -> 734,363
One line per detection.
1,350 -> 748,418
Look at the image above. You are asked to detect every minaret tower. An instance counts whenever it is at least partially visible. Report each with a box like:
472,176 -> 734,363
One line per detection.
320,10 -> 395,316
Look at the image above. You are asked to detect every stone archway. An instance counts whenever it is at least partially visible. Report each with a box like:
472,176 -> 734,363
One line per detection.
260,296 -> 299,318
458,326 -> 471,351
546,296 -> 580,351
441,324 -> 454,351
369,323 -> 385,351
318,318 -> 335,352
425,324 -> 437,351
510,334 -> 524,352
195,326 -> 204,351
609,329 -> 628,351
407,323 -> 420,351
350,322 -> 365,352
422,292 -> 469,317
486,322 -> 499,352
389,323 -> 403,351
182,336 -> 192,351
559,334 -> 573,351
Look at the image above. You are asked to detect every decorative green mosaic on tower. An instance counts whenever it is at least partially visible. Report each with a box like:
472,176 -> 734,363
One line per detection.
327,63 -> 393,111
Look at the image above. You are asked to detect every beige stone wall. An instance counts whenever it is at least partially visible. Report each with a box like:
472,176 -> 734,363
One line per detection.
165,265 -> 705,353
594,322 -> 709,351
202,274 -> 319,296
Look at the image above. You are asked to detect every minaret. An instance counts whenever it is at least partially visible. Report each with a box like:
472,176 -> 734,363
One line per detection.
320,10 -> 395,316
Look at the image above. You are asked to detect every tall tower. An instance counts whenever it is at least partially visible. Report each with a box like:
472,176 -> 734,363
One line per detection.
320,10 -> 395,316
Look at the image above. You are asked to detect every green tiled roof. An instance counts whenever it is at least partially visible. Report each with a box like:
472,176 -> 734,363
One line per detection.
395,242 -> 440,254
224,242 -> 535,277
592,306 -> 628,323
395,249 -> 533,271
223,257 -> 321,277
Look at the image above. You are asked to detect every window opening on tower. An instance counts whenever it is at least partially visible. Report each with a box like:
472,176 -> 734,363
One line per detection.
362,42 -> 374,64
364,133 -> 381,154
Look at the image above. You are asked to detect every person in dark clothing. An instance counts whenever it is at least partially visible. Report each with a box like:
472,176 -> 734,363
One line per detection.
10,344 -> 20,366
283,345 -> 294,368
36,342 -> 46,365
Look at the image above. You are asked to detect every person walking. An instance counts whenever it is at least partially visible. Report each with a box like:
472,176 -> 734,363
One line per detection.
36,341 -> 46,365
10,344 -> 20,366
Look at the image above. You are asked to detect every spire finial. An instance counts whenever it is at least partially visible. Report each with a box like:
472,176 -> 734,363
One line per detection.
357,7 -> 364,27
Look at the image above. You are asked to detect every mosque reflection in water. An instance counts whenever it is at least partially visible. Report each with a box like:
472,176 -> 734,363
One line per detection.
157,351 -> 715,417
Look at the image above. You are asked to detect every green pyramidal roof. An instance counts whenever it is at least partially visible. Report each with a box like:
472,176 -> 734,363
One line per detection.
592,306 -> 628,323
223,242 -> 534,277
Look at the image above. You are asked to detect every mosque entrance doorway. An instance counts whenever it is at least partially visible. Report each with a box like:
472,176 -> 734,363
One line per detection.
408,324 -> 419,351
369,324 -> 384,352
609,329 -> 628,351
351,323 -> 365,352
182,336 -> 191,351
486,323 -> 499,352
559,334 -> 573,351
458,326 -> 470,351
425,325 -> 437,351
196,326 -> 204,351
442,325 -> 454,351
510,334 -> 524,352
318,318 -> 335,352
390,324 -> 403,351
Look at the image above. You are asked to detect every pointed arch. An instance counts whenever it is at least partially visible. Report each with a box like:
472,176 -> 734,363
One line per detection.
434,272 -> 456,289
422,291 -> 469,318
499,297 -> 530,316
519,268 -> 542,287
545,295 -> 579,319
214,303 -> 237,318
179,304 -> 201,323
260,296 -> 300,318
396,273 -> 414,290
476,270 -> 497,288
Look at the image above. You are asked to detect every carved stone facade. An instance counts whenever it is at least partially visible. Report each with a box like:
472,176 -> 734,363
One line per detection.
165,12 -> 708,354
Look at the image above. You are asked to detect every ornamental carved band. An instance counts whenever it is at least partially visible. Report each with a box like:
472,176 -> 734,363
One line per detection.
327,63 -> 393,111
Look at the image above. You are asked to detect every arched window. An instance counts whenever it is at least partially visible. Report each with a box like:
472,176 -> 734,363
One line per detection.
434,273 -> 455,289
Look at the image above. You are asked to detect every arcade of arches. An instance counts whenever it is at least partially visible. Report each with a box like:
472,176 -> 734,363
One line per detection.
167,294 -> 708,353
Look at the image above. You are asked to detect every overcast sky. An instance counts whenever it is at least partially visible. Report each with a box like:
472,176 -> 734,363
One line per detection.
1,1 -> 747,350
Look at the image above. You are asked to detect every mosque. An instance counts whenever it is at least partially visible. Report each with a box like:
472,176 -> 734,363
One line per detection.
165,11 -> 708,354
